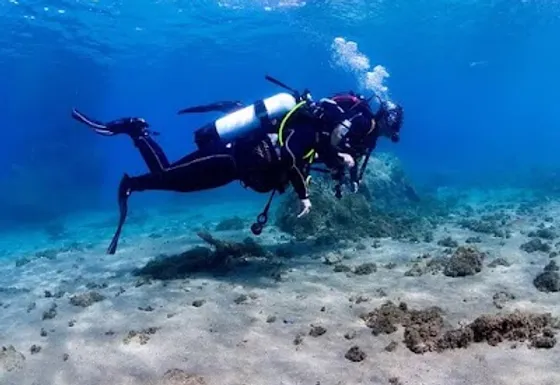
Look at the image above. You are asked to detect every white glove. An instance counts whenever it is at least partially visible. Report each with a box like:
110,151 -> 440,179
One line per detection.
338,153 -> 355,168
297,198 -> 312,218
350,181 -> 359,193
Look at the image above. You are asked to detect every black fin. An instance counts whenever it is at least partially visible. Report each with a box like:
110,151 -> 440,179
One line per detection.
178,101 -> 244,115
107,175 -> 131,255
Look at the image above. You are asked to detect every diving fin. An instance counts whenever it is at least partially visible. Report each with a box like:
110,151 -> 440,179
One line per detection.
178,101 -> 244,115
107,174 -> 131,255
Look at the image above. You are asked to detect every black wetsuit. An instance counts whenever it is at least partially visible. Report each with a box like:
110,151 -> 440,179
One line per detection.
124,125 -> 314,200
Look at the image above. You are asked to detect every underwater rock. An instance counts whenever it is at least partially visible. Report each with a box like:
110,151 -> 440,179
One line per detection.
405,256 -> 448,277
135,233 -> 270,280
266,315 -> 277,323
361,301 -> 558,353
384,341 -> 398,352
15,257 -> 31,267
520,238 -> 551,253
309,325 -> 327,337
160,369 -> 207,385
293,333 -> 304,346
534,271 -> 560,292
192,300 -> 206,307
27,302 -> 36,313
528,228 -> 557,240
544,260 -> 559,272
469,312 -> 556,348
40,328 -> 47,337
323,253 -> 342,265
30,345 -> 41,354
62,353 -> 69,362
69,291 -> 105,307
138,306 -> 154,312
404,263 -> 424,277
443,246 -> 485,277
458,219 -> 501,236
0,345 -> 26,373
465,236 -> 482,244
86,282 -> 108,290
437,236 -> 458,248
215,216 -> 245,231
123,327 -> 159,345
353,262 -> 377,275
35,249 -> 58,260
344,331 -> 357,340
488,258 -> 511,268
389,377 -> 403,385
42,303 -> 58,320
345,346 -> 366,362
234,294 -> 248,304
275,153 -> 449,242
333,264 -> 351,273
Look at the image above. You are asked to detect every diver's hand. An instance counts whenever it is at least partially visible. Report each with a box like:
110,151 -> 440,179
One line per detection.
350,181 -> 359,193
338,153 -> 355,168
297,199 -> 312,218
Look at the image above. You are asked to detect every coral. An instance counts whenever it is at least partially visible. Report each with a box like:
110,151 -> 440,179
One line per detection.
360,301 -> 558,353
42,303 -> 58,320
309,325 -> 327,337
465,236 -> 482,244
528,228 -> 557,240
443,246 -> 485,277
69,291 -> 105,307
353,262 -> 377,275
437,236 -> 458,248
135,232 -> 271,280
345,346 -> 366,362
521,239 -> 551,253
123,327 -> 159,345
0,345 -> 26,372
275,153 -> 451,242
534,272 -> 560,292
488,258 -> 511,268
160,369 -> 207,385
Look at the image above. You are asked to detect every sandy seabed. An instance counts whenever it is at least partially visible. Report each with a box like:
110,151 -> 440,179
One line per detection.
1,199 -> 560,385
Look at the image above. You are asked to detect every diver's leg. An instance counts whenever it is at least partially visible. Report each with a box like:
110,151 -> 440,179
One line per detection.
126,150 -> 238,193
131,135 -> 170,174
107,150 -> 239,255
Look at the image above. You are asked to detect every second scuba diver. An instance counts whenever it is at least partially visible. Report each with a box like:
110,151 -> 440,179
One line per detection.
71,76 -> 404,254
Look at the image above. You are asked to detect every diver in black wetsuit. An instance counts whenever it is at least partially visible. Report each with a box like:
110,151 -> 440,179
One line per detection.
71,100 -> 353,254
312,92 -> 404,196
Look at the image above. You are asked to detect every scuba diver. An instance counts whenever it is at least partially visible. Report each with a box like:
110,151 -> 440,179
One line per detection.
310,91 -> 404,198
71,76 -> 357,254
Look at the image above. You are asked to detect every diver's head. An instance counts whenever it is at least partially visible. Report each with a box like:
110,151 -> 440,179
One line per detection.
375,100 -> 403,143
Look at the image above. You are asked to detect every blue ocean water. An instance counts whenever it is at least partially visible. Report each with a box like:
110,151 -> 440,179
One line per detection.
1,0 -> 560,227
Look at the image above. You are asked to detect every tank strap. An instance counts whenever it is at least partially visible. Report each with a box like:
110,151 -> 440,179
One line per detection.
277,101 -> 315,160
254,99 -> 274,132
